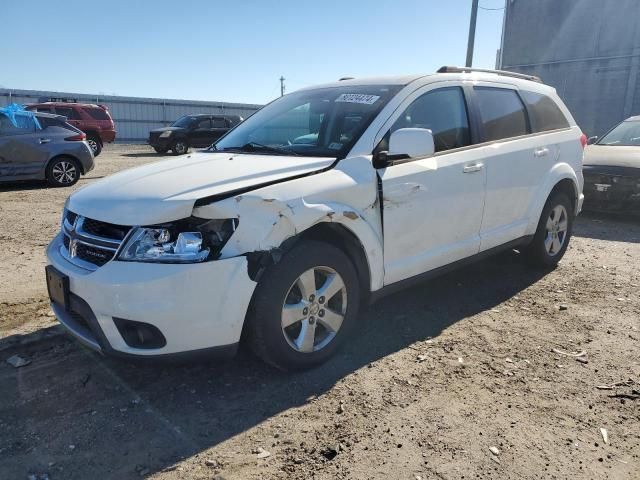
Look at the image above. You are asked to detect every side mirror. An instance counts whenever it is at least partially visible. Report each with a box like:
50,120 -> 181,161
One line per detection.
374,128 -> 435,168
587,136 -> 598,145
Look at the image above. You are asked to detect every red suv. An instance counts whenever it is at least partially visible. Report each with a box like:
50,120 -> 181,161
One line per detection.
25,101 -> 116,156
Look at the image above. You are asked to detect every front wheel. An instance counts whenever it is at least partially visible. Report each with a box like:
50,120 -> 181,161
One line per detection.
46,157 -> 81,187
153,147 -> 168,154
525,192 -> 573,267
247,241 -> 360,371
171,140 -> 189,155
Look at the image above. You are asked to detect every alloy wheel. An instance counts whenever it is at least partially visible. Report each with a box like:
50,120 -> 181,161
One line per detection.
52,161 -> 77,184
87,139 -> 99,154
281,266 -> 347,353
175,141 -> 187,154
544,204 -> 568,256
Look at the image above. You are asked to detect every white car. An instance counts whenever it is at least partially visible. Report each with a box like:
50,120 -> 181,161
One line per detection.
46,67 -> 585,370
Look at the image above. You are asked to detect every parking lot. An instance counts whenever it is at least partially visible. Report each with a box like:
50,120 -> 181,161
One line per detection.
0,144 -> 637,479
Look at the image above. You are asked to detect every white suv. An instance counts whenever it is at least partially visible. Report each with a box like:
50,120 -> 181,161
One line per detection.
46,67 -> 585,370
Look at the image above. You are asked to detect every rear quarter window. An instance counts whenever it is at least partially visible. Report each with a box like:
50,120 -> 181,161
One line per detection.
474,87 -> 529,142
520,91 -> 570,132
83,107 -> 111,120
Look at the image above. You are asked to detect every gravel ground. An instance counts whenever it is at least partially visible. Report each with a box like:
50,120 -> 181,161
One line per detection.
1,144 -> 638,479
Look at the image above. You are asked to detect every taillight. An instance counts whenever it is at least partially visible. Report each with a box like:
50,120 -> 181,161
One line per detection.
65,132 -> 86,141
580,133 -> 588,149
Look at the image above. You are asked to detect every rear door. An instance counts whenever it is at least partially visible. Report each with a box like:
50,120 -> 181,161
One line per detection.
377,84 -> 487,285
54,106 -> 83,130
0,114 -> 50,180
470,84 -> 549,251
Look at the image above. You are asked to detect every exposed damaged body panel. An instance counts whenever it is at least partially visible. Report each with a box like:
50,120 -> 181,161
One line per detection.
193,156 -> 386,291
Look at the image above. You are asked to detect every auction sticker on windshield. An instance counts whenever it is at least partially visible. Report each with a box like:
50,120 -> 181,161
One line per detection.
335,94 -> 380,105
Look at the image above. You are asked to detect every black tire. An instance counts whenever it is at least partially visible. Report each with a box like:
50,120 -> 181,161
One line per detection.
247,240 -> 361,371
87,135 -> 102,157
171,139 -> 189,155
153,147 -> 168,154
46,156 -> 81,187
525,192 -> 574,267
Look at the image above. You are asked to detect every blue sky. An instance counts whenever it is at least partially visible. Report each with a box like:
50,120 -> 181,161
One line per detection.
1,0 -> 505,104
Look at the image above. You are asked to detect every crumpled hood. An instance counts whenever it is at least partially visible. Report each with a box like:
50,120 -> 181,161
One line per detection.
67,151 -> 335,225
584,145 -> 640,168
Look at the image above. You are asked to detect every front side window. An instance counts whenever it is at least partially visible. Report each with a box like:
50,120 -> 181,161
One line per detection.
214,85 -> 402,158
212,117 -> 226,128
520,91 -> 569,132
390,87 -> 471,152
475,87 -> 529,141
597,120 -> 640,146
196,118 -> 212,129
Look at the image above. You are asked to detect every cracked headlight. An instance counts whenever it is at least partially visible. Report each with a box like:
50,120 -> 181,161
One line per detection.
118,218 -> 237,263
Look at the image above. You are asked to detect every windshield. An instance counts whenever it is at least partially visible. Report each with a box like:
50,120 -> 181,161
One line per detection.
214,85 -> 402,158
172,116 -> 195,128
598,120 -> 640,146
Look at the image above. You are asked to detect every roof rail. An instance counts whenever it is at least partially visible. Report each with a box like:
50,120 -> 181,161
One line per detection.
437,66 -> 542,83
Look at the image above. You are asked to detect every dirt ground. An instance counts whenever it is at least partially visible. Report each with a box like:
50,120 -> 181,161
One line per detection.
1,145 -> 638,480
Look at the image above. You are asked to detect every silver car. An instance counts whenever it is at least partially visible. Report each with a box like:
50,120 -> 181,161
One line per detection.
0,112 -> 94,187
584,116 -> 640,212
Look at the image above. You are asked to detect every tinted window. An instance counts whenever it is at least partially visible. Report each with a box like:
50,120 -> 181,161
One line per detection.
391,87 -> 471,152
475,87 -> 529,141
55,106 -> 81,120
172,116 -> 195,128
212,117 -> 226,128
36,107 -> 54,113
83,107 -> 110,120
520,91 -> 569,132
196,118 -> 212,129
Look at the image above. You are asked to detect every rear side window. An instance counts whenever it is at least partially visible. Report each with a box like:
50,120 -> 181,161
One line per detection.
520,91 -> 569,132
196,118 -> 212,129
391,87 -> 471,152
83,107 -> 110,120
475,87 -> 529,141
55,106 -> 82,120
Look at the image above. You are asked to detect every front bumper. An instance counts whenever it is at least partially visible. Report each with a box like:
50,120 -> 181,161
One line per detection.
148,136 -> 172,150
46,234 -> 257,358
583,167 -> 640,212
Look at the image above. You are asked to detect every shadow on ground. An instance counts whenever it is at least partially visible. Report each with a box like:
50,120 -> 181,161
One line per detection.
0,250 -> 549,479
574,211 -> 640,243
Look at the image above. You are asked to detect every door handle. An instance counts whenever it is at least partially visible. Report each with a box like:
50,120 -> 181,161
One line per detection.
534,147 -> 549,157
38,138 -> 51,144
463,162 -> 484,173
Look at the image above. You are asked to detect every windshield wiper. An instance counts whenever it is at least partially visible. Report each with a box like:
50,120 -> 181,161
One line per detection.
224,142 -> 298,156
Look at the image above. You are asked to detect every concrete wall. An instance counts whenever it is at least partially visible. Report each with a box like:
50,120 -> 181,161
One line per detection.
0,89 -> 262,143
500,0 -> 640,136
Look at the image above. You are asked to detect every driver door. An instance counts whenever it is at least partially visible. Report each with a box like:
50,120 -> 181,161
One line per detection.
377,84 -> 487,285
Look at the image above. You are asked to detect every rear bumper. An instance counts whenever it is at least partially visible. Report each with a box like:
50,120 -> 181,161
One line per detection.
100,129 -> 116,143
46,234 -> 257,358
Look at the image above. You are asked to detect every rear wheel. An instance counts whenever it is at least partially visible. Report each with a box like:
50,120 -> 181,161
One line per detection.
247,241 -> 360,371
46,157 -> 81,187
172,140 -> 189,155
525,192 -> 573,267
86,135 -> 102,157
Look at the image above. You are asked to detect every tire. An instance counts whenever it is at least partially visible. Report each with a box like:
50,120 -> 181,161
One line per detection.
171,140 -> 189,155
525,192 -> 573,267
87,135 -> 102,157
247,240 -> 361,371
153,147 -> 168,154
46,156 -> 81,187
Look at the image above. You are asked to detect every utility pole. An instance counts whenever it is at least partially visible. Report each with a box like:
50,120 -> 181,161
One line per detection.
466,0 -> 479,67
280,76 -> 286,96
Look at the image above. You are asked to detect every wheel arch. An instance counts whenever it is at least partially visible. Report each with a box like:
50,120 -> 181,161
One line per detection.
46,154 -> 85,175
526,164 -> 580,234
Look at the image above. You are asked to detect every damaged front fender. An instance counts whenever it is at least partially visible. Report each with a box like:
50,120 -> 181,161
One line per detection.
192,156 -> 385,291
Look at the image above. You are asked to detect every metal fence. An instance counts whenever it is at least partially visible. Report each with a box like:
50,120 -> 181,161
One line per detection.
0,88 -> 262,143
499,0 -> 640,137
